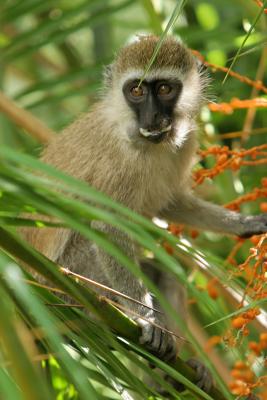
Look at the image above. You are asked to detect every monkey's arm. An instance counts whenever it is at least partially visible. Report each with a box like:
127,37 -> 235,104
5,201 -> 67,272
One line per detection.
159,193 -> 267,237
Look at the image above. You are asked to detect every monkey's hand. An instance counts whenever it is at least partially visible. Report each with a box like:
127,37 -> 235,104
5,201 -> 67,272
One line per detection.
136,313 -> 177,362
240,214 -> 267,238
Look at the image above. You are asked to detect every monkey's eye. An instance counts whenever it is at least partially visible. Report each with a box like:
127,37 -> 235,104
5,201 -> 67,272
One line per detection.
130,86 -> 144,97
157,84 -> 172,96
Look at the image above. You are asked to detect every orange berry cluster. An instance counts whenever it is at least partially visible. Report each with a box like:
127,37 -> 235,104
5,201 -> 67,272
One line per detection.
162,223 -> 186,255
226,238 -> 245,266
231,308 -> 261,332
249,332 -> 267,356
194,146 -> 267,187
168,223 -> 184,236
254,0 -> 267,14
229,360 -> 256,397
191,49 -> 267,94
208,98 -> 267,114
226,178 -> 267,212
229,334 -> 267,399
205,335 -> 222,351
238,234 -> 267,303
207,278 -> 219,300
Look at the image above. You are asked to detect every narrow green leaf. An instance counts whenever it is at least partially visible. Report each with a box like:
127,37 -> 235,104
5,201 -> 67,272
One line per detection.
223,0 -> 267,83
204,298 -> 267,328
0,251 -> 101,400
139,0 -> 163,34
0,283 -> 52,400
0,366 -> 23,400
138,0 -> 188,85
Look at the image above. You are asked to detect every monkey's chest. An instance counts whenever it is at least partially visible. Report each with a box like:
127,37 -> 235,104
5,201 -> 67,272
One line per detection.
90,148 -> 182,215
112,161 -> 180,216
140,169 -> 180,216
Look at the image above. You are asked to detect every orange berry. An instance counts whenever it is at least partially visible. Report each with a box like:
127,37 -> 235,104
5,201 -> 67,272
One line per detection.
228,203 -> 240,212
168,223 -> 183,236
260,333 -> 267,341
191,229 -> 199,239
259,333 -> 267,349
243,308 -> 260,320
260,202 -> 267,212
248,341 -> 261,355
234,361 -> 247,370
207,278 -> 219,300
217,153 -> 228,164
261,177 -> 267,188
242,370 -> 255,383
243,265 -> 254,281
205,335 -> 221,350
250,235 -> 261,245
232,317 -> 247,329
231,157 -> 241,171
162,241 -> 174,255
231,368 -> 254,383
260,341 -> 267,350
243,328 -> 250,336
229,381 -> 250,396
208,286 -> 219,300
231,369 -> 243,379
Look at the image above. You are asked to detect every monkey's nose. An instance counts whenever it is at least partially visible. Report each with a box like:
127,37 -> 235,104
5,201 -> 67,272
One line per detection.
161,117 -> 172,129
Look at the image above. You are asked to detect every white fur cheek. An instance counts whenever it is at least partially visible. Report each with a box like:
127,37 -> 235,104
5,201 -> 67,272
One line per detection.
178,68 -> 202,115
172,118 -> 197,148
104,90 -> 137,141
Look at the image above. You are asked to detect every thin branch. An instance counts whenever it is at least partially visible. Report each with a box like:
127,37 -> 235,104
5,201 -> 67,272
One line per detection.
241,40 -> 267,143
60,267 -> 163,314
45,300 -> 186,341
22,278 -> 66,294
0,90 -> 54,143
192,50 -> 267,94
106,298 -> 188,341
219,127 -> 267,139
208,98 -> 267,114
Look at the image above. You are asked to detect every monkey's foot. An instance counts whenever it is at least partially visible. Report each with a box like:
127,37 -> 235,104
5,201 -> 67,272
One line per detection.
186,358 -> 213,393
158,359 -> 212,399
138,319 -> 177,362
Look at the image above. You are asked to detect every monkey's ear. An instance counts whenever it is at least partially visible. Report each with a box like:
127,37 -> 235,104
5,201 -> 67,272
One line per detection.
103,64 -> 114,87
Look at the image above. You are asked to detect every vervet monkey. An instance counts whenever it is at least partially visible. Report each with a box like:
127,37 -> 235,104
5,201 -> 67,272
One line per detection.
21,35 -> 267,394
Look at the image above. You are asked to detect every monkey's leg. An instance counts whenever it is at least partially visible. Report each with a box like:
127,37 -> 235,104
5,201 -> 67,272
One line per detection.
159,193 -> 267,237
51,227 -> 175,361
141,261 -> 187,353
141,261 -> 213,396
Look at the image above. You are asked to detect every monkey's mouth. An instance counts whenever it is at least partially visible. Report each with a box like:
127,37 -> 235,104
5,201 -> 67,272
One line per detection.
139,125 -> 172,143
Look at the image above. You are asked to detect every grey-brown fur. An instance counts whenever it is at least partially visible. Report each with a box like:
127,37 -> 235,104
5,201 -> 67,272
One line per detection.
20,36 -> 267,393
114,35 -> 194,75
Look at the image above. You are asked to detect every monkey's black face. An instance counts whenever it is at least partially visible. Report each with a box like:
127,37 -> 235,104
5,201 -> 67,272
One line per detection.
122,79 -> 182,144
